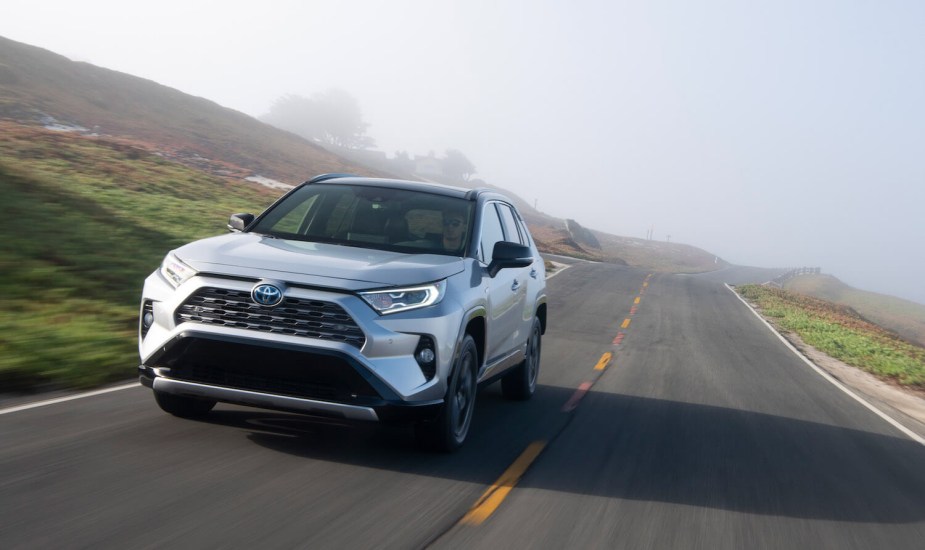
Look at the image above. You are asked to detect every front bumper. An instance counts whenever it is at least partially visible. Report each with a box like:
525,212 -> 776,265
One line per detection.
140,371 -> 443,423
139,332 -> 443,423
139,270 -> 466,422
145,376 -> 381,421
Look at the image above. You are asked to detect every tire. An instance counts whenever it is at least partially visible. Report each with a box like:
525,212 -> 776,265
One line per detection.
154,390 -> 216,418
415,334 -> 478,452
501,317 -> 542,401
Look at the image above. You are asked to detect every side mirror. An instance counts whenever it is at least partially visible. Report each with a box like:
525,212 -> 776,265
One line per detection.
488,241 -> 534,278
228,213 -> 255,232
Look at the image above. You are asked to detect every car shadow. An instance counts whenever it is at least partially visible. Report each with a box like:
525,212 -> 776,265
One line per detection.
197,383 -> 925,523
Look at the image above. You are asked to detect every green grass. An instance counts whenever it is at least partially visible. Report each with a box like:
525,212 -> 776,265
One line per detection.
0,124 -> 275,391
785,274 -> 925,347
738,285 -> 925,388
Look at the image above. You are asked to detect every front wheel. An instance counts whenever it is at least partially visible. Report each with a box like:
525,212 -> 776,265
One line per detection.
154,390 -> 216,418
501,317 -> 542,400
415,334 -> 478,452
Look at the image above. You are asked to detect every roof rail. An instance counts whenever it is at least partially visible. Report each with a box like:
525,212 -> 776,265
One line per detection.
307,173 -> 357,184
465,188 -> 491,200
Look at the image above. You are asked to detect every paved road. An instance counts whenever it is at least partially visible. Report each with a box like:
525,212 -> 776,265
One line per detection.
2,263 -> 923,548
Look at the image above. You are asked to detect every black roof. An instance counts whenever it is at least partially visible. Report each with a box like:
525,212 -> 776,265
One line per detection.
303,174 -> 505,202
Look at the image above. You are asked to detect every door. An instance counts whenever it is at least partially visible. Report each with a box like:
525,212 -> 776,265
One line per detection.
479,203 -> 528,366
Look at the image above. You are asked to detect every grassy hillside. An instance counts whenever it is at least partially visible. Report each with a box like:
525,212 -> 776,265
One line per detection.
593,231 -> 722,273
738,285 -> 925,389
785,274 -> 925,347
0,35 -> 376,184
0,122 -> 276,390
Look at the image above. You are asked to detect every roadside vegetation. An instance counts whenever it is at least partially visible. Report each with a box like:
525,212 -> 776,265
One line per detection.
0,123 -> 275,391
738,284 -> 925,389
785,274 -> 925,347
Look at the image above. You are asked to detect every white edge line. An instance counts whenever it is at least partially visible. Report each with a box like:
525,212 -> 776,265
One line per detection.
0,382 -> 140,416
725,283 -> 925,447
546,263 -> 573,280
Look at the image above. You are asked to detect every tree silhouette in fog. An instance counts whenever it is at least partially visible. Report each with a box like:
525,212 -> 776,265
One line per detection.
443,149 -> 476,181
262,89 -> 375,150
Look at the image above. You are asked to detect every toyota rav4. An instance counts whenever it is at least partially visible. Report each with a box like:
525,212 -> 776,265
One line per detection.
139,174 -> 547,451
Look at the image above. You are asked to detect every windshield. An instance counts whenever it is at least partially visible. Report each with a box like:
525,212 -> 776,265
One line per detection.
250,184 -> 475,256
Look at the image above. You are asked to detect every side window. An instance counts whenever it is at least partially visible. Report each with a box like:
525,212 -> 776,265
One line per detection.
478,204 -> 505,263
515,217 -> 531,246
497,204 -> 524,245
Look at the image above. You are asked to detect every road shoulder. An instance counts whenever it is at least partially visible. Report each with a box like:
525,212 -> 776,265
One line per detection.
727,284 -> 925,444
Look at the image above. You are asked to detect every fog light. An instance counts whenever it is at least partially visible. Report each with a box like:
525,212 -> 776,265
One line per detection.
140,300 -> 155,338
414,335 -> 437,380
416,348 -> 435,364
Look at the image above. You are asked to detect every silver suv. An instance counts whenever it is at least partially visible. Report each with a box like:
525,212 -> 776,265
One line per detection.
139,174 -> 547,451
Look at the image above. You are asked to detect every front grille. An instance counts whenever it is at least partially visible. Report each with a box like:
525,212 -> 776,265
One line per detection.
175,287 -> 365,348
156,337 -> 381,402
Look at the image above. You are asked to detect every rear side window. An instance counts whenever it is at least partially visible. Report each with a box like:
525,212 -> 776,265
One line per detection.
515,217 -> 532,246
497,204 -> 525,245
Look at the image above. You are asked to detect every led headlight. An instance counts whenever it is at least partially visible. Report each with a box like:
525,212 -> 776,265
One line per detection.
359,280 -> 446,315
160,252 -> 197,288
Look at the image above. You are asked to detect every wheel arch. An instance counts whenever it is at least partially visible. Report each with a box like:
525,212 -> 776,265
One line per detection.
536,300 -> 547,334
464,313 -> 486,371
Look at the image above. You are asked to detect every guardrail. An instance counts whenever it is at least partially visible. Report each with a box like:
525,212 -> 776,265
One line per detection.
765,267 -> 821,289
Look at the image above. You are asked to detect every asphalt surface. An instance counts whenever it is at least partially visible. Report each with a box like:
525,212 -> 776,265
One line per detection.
2,262 -> 923,549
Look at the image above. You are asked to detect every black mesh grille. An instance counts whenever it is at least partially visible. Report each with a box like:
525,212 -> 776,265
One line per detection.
155,338 -> 381,402
175,288 -> 365,348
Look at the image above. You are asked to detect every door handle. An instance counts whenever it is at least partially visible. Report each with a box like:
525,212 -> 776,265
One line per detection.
511,279 -> 521,291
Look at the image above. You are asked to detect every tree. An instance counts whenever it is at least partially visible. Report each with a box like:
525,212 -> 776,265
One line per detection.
391,150 -> 415,174
261,89 -> 375,149
261,94 -> 320,141
442,149 -> 476,181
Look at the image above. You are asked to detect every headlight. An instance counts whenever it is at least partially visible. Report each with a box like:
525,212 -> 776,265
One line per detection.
359,280 -> 446,315
160,252 -> 197,288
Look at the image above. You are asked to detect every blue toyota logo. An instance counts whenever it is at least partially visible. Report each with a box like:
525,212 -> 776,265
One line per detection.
252,284 -> 283,306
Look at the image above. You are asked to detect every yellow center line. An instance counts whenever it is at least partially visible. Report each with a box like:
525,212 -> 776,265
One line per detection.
642,282 -> 648,288
634,297 -> 641,304
621,318 -> 631,329
461,441 -> 547,525
594,352 -> 613,371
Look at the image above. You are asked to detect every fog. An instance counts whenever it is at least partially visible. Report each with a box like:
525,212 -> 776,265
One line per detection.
3,1 -> 923,304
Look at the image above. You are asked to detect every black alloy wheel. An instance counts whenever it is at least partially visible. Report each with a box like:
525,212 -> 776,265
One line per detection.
501,316 -> 542,400
415,334 -> 478,452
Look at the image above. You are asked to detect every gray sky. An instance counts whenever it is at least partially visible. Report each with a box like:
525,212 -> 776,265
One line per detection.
3,0 -> 924,304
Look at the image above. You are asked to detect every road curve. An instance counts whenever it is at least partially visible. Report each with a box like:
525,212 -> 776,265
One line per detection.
1,262 -> 923,549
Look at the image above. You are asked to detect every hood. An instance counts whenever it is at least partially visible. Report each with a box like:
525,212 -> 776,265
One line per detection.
174,233 -> 466,291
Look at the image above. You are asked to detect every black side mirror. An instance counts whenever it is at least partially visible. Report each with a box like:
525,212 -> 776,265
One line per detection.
488,241 -> 534,277
228,213 -> 255,232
